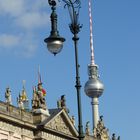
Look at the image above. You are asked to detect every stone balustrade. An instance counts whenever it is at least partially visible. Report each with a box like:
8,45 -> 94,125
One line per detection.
0,101 -> 33,124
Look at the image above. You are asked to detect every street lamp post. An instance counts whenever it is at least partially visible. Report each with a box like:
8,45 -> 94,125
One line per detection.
44,0 -> 84,139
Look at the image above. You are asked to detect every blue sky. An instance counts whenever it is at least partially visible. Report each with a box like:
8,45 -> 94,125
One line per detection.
0,0 -> 140,139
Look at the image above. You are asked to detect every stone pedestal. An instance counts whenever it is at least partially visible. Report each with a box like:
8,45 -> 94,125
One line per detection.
33,109 -> 50,124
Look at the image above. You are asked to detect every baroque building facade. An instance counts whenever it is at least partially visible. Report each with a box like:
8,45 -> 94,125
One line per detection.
0,89 -> 119,140
0,82 -> 80,140
0,67 -> 119,140
0,100 -> 79,140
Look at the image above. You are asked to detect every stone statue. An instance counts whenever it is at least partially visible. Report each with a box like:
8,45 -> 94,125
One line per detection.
57,100 -> 61,108
98,115 -> 104,128
93,116 -> 110,140
32,86 -> 38,109
57,95 -> 69,113
61,95 -> 66,108
17,93 -> 24,110
70,116 -> 75,125
5,87 -> 12,105
100,115 -> 103,121
112,133 -> 120,140
85,121 -> 90,136
32,83 -> 46,110
112,133 -> 116,140
17,81 -> 29,111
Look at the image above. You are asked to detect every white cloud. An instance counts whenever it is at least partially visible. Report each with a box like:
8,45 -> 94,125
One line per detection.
0,33 -> 39,58
29,0 -> 47,11
0,0 -> 49,30
16,12 -> 49,30
0,34 -> 20,49
0,0 -> 50,57
0,0 -> 25,17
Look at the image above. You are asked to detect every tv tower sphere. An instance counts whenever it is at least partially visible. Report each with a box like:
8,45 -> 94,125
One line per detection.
85,78 -> 104,98
84,65 -> 104,98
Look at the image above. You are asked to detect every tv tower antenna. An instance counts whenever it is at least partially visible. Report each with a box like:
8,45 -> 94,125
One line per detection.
89,0 -> 95,65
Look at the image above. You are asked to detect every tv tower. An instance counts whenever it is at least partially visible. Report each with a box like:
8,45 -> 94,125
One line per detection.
84,0 -> 104,129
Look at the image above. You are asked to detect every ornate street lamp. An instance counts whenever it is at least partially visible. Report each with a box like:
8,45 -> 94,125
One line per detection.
44,0 -> 84,139
44,0 -> 65,55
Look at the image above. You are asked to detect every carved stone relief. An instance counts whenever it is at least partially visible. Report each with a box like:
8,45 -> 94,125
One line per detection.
47,114 -> 72,136
42,132 -> 67,140
0,121 -> 21,134
0,121 -> 33,139
22,128 -> 34,138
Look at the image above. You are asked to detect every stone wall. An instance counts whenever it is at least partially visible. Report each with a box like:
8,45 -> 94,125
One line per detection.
0,101 -> 34,140
41,132 -> 68,140
0,121 -> 34,140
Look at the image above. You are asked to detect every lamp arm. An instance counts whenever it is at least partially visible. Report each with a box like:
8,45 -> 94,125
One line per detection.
61,0 -> 82,34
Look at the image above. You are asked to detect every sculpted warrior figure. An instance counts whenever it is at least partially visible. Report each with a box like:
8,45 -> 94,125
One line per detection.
37,82 -> 46,110
32,83 -> 47,110
32,68 -> 50,116
57,95 -> 70,113
5,87 -> 12,105
61,95 -> 66,108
